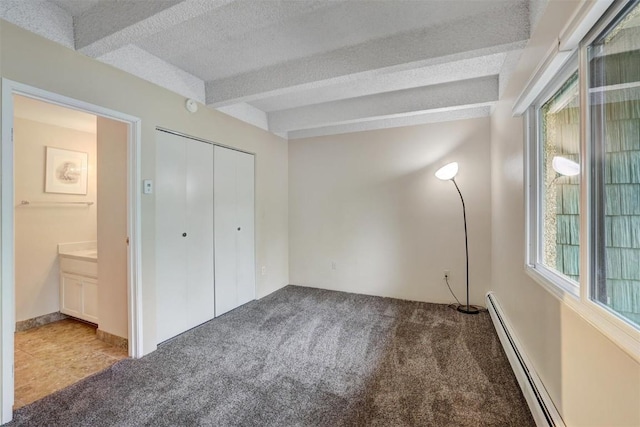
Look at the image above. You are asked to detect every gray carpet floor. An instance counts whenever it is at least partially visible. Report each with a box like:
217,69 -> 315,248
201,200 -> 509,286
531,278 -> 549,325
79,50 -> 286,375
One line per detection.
8,285 -> 534,426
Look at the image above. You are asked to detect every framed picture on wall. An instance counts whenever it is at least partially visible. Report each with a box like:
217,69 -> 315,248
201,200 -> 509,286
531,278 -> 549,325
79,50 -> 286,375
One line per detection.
45,146 -> 88,195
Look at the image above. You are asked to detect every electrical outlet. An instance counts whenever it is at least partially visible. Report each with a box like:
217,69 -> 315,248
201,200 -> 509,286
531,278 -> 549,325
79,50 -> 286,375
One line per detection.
444,270 -> 450,279
331,261 -> 337,270
261,266 -> 267,276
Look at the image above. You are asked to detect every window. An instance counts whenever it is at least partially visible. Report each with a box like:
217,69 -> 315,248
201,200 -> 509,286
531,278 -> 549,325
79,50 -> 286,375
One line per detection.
536,69 -> 581,291
526,0 -> 640,357
588,2 -> 640,328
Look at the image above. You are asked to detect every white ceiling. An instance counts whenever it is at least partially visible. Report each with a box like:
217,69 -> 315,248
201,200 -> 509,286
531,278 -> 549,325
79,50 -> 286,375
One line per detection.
1,0 -> 540,139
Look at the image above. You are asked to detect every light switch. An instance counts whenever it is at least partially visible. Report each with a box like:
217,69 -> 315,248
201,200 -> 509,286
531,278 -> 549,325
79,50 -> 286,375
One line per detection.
143,179 -> 153,194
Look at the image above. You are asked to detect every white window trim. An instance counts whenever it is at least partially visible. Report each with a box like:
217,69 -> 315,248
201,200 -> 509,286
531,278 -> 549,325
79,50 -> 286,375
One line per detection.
524,0 -> 640,363
525,57 -> 581,298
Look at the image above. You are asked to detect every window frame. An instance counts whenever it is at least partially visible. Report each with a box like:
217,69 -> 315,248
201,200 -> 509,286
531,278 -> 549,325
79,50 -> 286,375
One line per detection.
525,0 -> 640,362
582,0 -> 640,334
525,55 -> 581,299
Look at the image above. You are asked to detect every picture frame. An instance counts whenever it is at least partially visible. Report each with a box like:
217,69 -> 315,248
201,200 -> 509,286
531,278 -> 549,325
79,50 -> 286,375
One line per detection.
45,146 -> 88,195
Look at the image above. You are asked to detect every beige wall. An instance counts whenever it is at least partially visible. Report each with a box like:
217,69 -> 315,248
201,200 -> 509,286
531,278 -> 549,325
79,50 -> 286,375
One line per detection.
14,116 -> 97,321
491,1 -> 640,425
289,118 -> 492,304
97,117 -> 128,339
1,20 -> 289,355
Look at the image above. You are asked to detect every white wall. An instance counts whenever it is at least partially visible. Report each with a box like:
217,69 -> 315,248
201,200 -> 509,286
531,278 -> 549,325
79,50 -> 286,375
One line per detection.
491,1 -> 640,425
1,20 -> 289,355
14,116 -> 97,321
97,117 -> 128,339
289,118 -> 491,304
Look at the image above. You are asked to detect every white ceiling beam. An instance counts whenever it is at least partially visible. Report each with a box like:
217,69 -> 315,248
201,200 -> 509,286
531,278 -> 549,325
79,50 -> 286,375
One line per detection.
498,49 -> 525,98
134,0 -> 338,76
205,1 -> 528,106
250,50 -> 522,112
75,0 -> 235,58
268,76 -> 498,133
97,44 -> 206,103
216,103 -> 269,132
288,106 -> 492,140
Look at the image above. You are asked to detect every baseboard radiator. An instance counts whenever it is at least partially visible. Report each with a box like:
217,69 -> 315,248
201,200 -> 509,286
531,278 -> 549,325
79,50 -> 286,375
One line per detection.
486,292 -> 565,427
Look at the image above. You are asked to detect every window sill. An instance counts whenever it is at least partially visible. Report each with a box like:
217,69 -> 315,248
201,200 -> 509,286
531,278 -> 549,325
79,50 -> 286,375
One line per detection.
525,264 -> 640,363
525,264 -> 579,299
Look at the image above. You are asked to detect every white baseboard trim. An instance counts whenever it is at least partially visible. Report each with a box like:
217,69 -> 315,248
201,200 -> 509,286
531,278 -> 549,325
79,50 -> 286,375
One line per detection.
486,292 -> 565,427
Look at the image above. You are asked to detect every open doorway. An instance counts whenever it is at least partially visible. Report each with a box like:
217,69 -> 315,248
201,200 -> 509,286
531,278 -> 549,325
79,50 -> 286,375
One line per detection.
12,95 -> 129,408
1,80 -> 142,423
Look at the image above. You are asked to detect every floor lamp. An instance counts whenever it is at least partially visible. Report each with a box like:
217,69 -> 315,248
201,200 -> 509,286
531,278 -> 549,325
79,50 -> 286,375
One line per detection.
435,162 -> 479,314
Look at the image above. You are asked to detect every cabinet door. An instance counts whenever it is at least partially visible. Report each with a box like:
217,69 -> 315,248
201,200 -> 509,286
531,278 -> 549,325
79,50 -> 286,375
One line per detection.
185,139 -> 215,329
155,130 -> 188,343
82,278 -> 99,324
214,146 -> 255,316
61,274 -> 83,318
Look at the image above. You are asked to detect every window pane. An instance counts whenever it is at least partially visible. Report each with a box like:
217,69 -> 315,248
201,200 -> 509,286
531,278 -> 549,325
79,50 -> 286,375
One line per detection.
539,72 -> 581,283
589,1 -> 640,327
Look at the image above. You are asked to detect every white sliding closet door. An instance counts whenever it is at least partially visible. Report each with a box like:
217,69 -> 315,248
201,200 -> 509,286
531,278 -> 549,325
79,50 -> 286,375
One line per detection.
214,146 -> 255,316
186,141 -> 215,328
156,132 -> 187,343
156,130 -> 214,343
234,152 -> 255,307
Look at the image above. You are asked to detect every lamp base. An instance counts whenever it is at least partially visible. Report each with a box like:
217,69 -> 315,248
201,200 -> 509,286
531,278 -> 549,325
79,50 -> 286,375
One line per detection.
456,305 -> 480,314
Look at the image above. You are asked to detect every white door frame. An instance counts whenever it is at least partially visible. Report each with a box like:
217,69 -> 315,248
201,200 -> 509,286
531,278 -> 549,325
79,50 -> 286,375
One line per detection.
0,79 -> 143,423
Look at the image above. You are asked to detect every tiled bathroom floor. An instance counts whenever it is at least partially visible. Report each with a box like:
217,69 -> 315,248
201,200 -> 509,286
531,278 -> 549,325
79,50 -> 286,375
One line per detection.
14,318 -> 128,409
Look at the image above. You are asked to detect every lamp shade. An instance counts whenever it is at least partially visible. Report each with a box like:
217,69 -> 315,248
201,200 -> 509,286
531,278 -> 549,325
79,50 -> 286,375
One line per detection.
435,162 -> 459,180
552,156 -> 579,176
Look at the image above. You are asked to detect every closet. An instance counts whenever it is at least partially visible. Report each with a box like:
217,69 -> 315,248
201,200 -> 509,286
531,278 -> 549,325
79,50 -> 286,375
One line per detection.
155,130 -> 255,344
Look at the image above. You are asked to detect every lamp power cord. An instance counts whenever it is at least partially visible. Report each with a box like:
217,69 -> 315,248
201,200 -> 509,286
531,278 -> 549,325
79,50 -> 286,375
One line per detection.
444,274 -> 462,307
443,273 -> 487,312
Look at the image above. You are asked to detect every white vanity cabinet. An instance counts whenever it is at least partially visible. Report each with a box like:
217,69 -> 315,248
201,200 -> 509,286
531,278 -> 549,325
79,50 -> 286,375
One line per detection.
58,243 -> 98,324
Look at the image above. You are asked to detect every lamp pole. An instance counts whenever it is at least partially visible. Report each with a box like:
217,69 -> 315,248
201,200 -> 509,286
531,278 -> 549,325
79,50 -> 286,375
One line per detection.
434,161 -> 479,314
451,178 -> 478,314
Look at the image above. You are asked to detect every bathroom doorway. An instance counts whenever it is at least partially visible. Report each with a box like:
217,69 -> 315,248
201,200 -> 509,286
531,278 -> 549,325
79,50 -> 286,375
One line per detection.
0,80 -> 142,421
12,95 -> 130,408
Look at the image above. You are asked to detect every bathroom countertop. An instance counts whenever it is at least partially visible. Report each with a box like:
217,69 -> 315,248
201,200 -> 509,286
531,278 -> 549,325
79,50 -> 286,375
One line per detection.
58,249 -> 98,262
58,241 -> 98,262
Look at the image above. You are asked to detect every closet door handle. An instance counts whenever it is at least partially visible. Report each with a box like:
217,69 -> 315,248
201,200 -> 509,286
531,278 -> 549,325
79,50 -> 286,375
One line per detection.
182,232 -> 187,237
237,227 -> 241,231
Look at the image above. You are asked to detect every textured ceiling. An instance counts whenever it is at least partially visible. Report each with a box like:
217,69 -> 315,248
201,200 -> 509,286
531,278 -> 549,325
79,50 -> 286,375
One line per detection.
1,0 -> 538,139
50,0 -> 102,17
